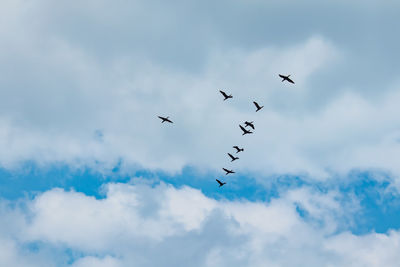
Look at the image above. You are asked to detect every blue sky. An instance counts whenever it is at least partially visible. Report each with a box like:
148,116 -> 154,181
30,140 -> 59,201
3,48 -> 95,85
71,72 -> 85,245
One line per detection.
1,0 -> 400,266
1,163 -> 399,235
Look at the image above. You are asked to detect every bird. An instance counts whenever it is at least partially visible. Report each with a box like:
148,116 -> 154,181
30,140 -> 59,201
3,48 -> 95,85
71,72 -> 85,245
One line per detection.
239,124 -> 253,135
222,168 -> 235,175
279,74 -> 295,84
233,146 -> 244,153
253,101 -> 263,112
158,116 -> 173,123
244,121 -> 255,130
219,90 -> 233,101
227,153 -> 239,162
216,179 -> 226,187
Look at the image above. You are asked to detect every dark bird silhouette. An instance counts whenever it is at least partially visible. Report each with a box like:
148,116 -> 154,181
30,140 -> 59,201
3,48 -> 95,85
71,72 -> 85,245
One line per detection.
279,74 -> 295,84
219,90 -> 233,101
244,121 -> 255,130
227,153 -> 239,162
216,179 -> 226,187
233,146 -> 244,153
222,168 -> 235,175
158,116 -> 173,123
239,124 -> 253,135
253,101 -> 264,112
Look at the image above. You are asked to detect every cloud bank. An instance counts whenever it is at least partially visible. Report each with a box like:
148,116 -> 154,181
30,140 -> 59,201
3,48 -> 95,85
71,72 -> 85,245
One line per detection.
1,0 -> 400,180
0,182 -> 399,266
1,1 -> 400,266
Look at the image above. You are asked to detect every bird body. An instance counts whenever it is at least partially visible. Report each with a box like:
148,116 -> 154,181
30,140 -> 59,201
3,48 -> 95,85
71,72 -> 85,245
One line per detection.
253,101 -> 263,112
158,116 -> 173,123
239,124 -> 253,135
233,146 -> 244,153
216,179 -> 226,187
244,121 -> 255,130
228,153 -> 239,162
219,90 -> 233,100
279,74 -> 295,84
222,168 -> 235,175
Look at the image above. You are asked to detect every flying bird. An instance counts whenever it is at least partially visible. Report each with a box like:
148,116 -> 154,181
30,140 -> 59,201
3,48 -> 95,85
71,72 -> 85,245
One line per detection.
239,124 -> 253,135
233,146 -> 244,153
244,121 -> 255,130
227,153 -> 239,162
219,90 -> 233,101
158,116 -> 173,123
216,179 -> 226,187
253,101 -> 263,112
279,74 -> 295,84
222,168 -> 235,175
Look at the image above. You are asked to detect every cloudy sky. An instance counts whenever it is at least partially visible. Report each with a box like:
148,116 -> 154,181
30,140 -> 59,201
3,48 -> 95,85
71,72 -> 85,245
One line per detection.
1,0 -> 400,266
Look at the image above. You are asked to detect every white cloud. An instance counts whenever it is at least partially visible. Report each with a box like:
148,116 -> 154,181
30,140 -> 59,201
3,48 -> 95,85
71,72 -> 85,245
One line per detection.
0,237 -> 50,267
0,181 -> 398,266
1,0 -> 400,180
71,256 -> 122,267
1,0 -> 400,265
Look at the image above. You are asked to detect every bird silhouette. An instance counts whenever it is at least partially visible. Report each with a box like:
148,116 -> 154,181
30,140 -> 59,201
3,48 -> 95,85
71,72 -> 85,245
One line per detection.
227,153 -> 239,162
158,116 -> 173,123
253,101 -> 263,112
233,146 -> 244,153
239,124 -> 253,135
219,90 -> 233,101
222,168 -> 235,175
216,179 -> 226,187
244,121 -> 255,130
279,74 -> 295,84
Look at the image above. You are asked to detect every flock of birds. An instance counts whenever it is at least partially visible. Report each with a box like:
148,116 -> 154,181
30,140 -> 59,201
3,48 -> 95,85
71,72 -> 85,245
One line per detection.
158,74 -> 295,188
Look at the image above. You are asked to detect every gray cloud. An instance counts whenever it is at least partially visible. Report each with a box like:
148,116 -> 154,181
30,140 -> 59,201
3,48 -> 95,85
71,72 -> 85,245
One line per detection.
0,0 -> 400,179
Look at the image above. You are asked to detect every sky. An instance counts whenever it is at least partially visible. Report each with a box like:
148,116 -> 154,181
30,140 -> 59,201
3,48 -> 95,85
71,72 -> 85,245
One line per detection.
1,0 -> 400,266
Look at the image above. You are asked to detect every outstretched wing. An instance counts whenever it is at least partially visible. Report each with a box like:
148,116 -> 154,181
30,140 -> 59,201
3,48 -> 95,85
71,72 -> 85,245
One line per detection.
253,101 -> 261,109
286,77 -> 295,84
239,125 -> 246,132
228,153 -> 234,160
216,179 -> 223,186
233,146 -> 239,150
279,74 -> 286,79
219,90 -> 228,98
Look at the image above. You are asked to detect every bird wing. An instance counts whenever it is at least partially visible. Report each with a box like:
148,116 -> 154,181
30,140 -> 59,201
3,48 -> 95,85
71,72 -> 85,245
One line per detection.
216,179 -> 223,185
287,77 -> 295,84
222,168 -> 228,172
239,125 -> 246,132
279,74 -> 285,79
233,146 -> 239,149
219,90 -> 227,97
253,101 -> 260,109
228,153 -> 234,160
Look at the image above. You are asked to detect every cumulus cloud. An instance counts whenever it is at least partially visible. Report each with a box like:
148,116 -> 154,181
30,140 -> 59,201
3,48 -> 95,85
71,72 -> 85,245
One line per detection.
0,181 -> 398,266
0,1 -> 399,180
1,1 -> 400,266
